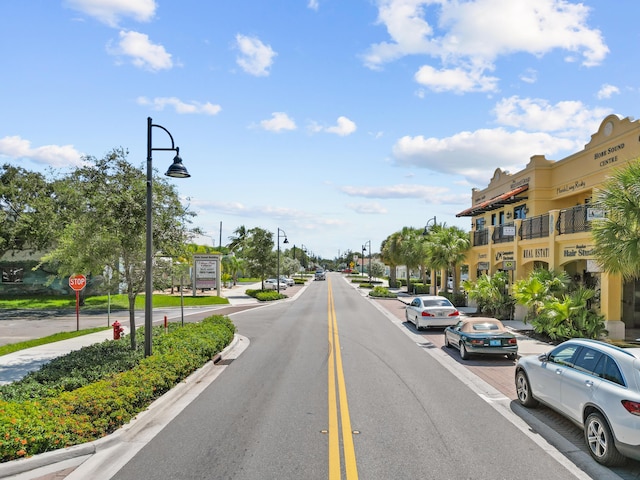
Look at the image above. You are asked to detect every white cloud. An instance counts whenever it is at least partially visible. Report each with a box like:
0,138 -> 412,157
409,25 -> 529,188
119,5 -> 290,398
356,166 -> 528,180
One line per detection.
259,112 -> 297,132
236,34 -> 277,77
107,30 -> 173,71
392,128 -> 578,185
492,96 -> 611,134
519,68 -> 538,84
340,184 -> 464,204
308,0 -> 319,11
346,202 -> 388,214
414,65 -> 498,93
309,116 -> 357,136
137,97 -> 221,115
597,84 -> 620,99
326,116 -> 357,136
64,0 -> 156,27
0,136 -> 84,167
364,0 -> 608,93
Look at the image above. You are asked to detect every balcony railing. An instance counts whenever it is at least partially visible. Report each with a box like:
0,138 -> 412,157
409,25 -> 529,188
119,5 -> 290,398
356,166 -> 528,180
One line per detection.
473,228 -> 489,246
557,205 -> 593,235
519,213 -> 550,240
492,222 -> 515,244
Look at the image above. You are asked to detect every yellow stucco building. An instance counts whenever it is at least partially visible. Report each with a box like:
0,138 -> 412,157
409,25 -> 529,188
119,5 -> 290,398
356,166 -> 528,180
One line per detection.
457,114 -> 640,340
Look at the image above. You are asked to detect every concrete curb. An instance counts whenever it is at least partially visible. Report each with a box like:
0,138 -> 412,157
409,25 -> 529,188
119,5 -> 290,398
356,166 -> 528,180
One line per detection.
0,334 -> 243,479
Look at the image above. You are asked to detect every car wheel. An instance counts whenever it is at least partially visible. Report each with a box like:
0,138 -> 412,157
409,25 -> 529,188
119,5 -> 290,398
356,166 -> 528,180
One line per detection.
507,353 -> 517,360
459,342 -> 469,360
585,412 -> 627,466
515,370 -> 538,408
444,335 -> 452,348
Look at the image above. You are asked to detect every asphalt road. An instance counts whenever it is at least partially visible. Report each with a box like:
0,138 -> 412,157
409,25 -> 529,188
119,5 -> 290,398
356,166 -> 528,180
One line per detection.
103,275 -> 593,480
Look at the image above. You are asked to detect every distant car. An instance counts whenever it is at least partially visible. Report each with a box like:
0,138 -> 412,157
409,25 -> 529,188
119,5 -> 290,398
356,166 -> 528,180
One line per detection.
404,295 -> 459,330
264,278 -> 287,290
315,270 -> 326,280
444,317 -> 518,360
279,276 -> 295,287
515,339 -> 640,466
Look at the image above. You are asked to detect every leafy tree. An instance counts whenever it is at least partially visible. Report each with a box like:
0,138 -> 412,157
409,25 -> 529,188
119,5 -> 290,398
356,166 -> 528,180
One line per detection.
592,160 -> 640,280
281,256 -> 301,277
0,164 -> 59,257
243,227 -> 274,288
369,259 -> 386,280
40,149 -> 195,350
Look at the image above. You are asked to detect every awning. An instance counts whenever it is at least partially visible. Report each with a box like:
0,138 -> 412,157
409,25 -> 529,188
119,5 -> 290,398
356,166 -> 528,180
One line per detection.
456,185 -> 528,217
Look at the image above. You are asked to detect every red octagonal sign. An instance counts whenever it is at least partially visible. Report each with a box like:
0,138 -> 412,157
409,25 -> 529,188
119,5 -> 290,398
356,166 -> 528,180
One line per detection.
69,274 -> 87,291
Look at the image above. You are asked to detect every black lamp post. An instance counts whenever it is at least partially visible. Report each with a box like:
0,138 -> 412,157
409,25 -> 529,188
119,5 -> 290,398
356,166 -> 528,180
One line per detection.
423,216 -> 437,235
277,228 -> 289,293
363,240 -> 372,281
145,117 -> 190,357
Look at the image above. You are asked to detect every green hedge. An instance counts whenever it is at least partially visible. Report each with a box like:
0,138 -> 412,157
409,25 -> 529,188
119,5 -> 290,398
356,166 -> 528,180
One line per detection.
245,289 -> 287,301
368,286 -> 397,298
0,315 -> 235,462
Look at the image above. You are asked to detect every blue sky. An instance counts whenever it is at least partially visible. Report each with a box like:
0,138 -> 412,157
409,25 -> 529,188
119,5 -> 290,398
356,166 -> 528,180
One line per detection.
1,0 -> 638,260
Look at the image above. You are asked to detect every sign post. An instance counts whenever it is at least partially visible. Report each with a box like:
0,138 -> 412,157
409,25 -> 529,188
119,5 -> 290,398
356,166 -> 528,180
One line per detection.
69,274 -> 87,331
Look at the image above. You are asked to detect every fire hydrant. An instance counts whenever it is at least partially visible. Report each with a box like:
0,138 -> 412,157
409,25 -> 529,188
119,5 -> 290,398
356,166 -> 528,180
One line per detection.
113,320 -> 124,340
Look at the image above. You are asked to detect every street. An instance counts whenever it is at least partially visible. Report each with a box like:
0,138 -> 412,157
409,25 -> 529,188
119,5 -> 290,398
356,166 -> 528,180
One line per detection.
103,275 -> 596,480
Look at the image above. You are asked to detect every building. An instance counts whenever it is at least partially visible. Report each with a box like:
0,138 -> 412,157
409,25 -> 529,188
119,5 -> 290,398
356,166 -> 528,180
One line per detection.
457,114 -> 640,340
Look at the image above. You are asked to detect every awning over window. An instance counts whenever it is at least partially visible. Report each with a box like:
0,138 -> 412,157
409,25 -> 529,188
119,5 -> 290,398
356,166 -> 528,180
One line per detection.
456,185 -> 528,217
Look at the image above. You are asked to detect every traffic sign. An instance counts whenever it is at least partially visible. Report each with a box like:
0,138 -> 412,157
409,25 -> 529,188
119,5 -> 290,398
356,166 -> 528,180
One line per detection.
69,274 -> 87,291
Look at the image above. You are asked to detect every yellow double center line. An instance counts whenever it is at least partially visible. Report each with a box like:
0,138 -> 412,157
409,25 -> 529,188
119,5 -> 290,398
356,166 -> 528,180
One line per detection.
327,278 -> 359,480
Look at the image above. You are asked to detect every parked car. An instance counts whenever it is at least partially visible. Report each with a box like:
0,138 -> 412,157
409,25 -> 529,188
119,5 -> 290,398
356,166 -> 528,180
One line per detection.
315,270 -> 326,280
444,317 -> 518,360
404,295 -> 460,330
515,339 -> 640,466
264,278 -> 287,290
279,276 -> 295,286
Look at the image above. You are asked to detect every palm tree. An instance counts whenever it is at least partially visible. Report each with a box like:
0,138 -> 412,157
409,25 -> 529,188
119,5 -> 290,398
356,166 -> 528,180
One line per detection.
397,227 -> 424,293
513,269 -> 570,321
592,160 -> 640,279
227,225 -> 248,255
380,232 -> 402,287
426,225 -> 470,293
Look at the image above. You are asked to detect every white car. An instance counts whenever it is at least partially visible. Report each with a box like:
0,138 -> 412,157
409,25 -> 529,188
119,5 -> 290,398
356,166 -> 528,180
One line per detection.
279,276 -> 295,287
404,295 -> 460,330
264,278 -> 287,290
515,338 -> 640,466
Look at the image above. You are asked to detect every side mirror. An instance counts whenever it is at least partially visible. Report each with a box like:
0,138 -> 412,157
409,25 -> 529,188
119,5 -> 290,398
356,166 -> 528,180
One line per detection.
538,353 -> 549,363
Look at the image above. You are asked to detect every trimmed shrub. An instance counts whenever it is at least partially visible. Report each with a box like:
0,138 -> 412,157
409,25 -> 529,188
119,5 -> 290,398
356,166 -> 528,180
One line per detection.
369,286 -> 397,298
0,315 -> 235,462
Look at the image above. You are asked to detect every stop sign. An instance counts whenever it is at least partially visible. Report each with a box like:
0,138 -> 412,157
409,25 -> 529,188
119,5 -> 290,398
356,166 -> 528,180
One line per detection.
69,274 -> 87,291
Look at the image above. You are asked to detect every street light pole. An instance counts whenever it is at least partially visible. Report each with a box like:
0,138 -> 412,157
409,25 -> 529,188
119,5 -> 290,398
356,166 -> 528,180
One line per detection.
363,240 -> 371,280
146,117 -> 190,357
277,228 -> 288,293
423,216 -> 437,235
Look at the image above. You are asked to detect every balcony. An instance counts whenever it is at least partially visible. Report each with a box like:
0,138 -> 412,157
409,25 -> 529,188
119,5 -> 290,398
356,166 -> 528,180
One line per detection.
492,222 -> 516,244
520,213 -> 550,240
557,205 -> 593,235
473,228 -> 489,246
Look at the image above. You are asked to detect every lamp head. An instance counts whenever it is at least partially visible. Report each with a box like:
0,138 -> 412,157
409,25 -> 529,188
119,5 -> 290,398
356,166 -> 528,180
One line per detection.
283,238 -> 289,244
165,150 -> 190,178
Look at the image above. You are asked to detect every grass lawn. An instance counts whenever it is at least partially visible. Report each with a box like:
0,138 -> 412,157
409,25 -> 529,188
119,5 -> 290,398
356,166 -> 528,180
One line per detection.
0,293 -> 229,311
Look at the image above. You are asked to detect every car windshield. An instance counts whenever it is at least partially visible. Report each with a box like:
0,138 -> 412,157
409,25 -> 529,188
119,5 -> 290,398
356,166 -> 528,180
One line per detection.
423,299 -> 451,307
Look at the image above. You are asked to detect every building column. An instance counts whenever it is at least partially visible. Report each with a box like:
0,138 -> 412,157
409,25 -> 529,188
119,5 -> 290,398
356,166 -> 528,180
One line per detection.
600,271 -> 625,340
